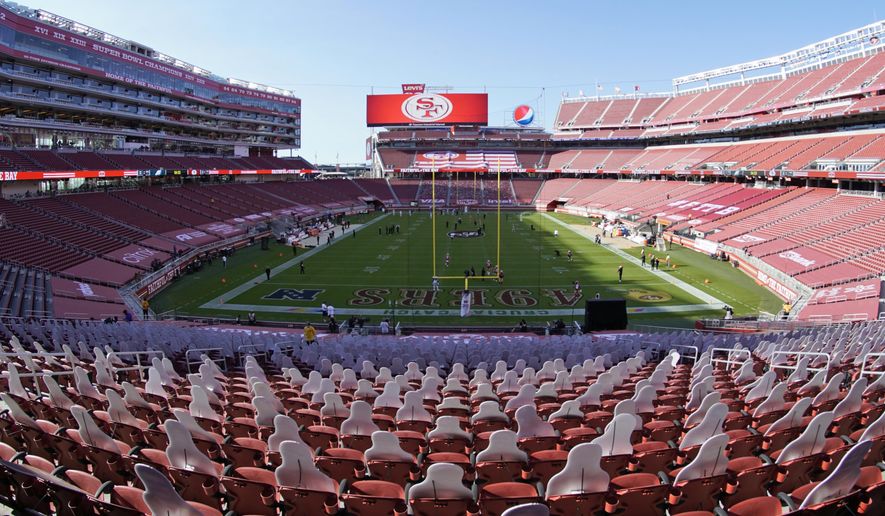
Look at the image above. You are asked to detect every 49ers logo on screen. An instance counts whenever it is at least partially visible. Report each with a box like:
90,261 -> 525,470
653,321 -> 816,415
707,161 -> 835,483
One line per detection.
401,94 -> 452,122
366,93 -> 488,126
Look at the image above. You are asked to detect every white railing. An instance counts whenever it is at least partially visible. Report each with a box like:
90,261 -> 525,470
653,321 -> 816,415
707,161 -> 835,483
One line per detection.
237,343 -> 268,369
669,344 -> 700,365
185,347 -> 225,374
8,355 -> 160,396
860,352 -> 885,379
639,341 -> 661,358
110,350 -> 165,381
771,350 -> 831,374
710,347 -> 752,368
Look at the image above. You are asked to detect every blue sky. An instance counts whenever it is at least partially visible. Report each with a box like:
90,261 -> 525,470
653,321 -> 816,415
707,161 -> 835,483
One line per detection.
27,1 -> 884,164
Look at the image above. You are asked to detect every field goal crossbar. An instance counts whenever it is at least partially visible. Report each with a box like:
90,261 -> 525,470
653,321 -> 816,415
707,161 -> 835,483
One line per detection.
431,158 -> 504,290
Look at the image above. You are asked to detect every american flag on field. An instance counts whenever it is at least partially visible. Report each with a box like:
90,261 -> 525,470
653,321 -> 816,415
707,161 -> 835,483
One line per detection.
412,151 -> 519,170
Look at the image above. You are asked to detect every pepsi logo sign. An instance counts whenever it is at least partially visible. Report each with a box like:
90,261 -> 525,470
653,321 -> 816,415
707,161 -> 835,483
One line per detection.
401,94 -> 452,122
513,105 -> 534,126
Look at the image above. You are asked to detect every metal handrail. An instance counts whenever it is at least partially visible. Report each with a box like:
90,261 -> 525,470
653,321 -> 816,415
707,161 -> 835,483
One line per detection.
11,361 -> 156,396
669,344 -> 699,365
237,344 -> 267,369
271,340 -> 302,360
186,347 -> 225,374
110,350 -> 165,381
640,340 -> 661,353
860,352 -> 885,378
710,347 -> 751,368
0,351 -> 67,357
770,350 -> 831,374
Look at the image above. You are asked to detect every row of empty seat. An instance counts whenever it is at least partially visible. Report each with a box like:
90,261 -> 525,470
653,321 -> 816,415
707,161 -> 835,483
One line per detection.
533,178 -> 885,291
554,51 -> 885,132
0,319 -> 883,514
546,132 -> 885,174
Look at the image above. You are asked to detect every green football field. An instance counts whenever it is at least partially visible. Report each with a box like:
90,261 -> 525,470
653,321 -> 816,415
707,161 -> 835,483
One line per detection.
150,210 -> 783,328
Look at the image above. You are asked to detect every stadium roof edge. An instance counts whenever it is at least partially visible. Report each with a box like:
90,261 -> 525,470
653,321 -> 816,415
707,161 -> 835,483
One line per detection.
0,0 -> 298,99
672,20 -> 884,87
561,22 -> 884,103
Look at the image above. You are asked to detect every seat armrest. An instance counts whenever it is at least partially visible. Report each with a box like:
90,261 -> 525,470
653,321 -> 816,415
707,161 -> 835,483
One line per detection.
777,491 -> 798,511
96,480 -> 116,496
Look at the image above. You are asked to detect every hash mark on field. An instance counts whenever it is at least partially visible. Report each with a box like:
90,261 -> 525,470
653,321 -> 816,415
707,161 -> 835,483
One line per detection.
377,255 -> 390,261
552,267 -> 568,274
363,266 -> 380,274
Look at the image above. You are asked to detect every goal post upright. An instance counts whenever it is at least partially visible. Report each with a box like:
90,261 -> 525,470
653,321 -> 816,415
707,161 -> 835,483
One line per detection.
431,158 -> 436,278
433,159 -> 503,292
496,158 -> 501,274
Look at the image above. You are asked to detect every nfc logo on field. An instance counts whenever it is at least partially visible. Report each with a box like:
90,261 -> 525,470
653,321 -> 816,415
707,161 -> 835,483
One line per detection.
263,288 -> 325,301
402,94 -> 452,122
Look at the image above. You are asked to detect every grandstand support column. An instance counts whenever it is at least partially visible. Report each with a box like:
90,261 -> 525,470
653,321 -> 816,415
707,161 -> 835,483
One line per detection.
370,133 -> 384,178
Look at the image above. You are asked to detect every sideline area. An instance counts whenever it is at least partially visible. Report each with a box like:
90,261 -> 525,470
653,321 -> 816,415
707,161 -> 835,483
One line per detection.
201,213 -> 390,311
541,213 -> 726,307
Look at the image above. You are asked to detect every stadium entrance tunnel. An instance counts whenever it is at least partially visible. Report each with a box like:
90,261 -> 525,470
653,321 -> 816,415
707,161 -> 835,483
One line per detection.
359,197 -> 385,210
546,199 -> 568,211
